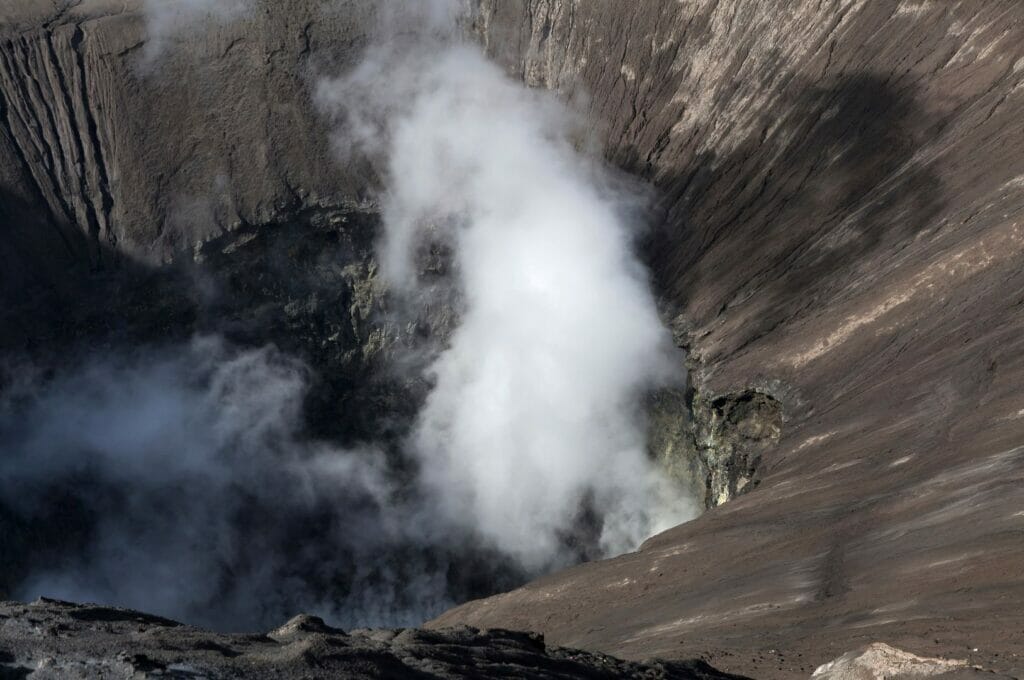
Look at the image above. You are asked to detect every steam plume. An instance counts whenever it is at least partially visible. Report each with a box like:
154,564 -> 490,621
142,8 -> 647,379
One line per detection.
0,2 -> 694,631
318,6 -> 694,569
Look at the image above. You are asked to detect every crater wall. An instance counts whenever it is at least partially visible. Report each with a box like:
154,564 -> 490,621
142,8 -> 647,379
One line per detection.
439,3 -> 1024,680
2,2 -> 1024,679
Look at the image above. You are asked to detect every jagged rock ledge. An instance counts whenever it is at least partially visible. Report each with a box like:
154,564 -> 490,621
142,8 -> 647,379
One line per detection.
0,599 -> 746,679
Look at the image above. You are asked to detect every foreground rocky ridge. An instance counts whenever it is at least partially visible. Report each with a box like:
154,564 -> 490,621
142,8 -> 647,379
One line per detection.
0,599 -> 744,680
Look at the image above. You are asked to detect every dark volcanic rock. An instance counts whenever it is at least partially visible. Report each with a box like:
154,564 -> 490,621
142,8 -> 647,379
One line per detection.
0,599 -> 745,679
650,381 -> 784,510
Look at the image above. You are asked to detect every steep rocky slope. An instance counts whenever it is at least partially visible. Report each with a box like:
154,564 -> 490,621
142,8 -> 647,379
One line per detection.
434,2 -> 1024,679
0,0 -> 378,296
2,1 -> 1024,680
0,0 -> 462,450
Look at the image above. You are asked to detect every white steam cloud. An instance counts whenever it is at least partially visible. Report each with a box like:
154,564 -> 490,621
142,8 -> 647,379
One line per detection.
318,9 -> 694,569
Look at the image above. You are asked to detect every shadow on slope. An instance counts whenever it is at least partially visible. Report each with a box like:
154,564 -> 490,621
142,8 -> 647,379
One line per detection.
643,73 -> 947,342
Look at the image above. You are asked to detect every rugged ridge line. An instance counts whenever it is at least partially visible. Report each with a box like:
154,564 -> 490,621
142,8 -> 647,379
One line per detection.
0,598 -> 748,680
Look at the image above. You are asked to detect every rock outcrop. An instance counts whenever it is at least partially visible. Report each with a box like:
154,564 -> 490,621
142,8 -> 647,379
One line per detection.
0,599 -> 746,680
810,643 -> 1010,680
811,643 -> 957,680
649,369 -> 784,510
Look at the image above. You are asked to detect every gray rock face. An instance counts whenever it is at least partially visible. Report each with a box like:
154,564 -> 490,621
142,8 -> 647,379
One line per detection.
0,0 -> 376,293
649,383 -> 783,510
0,599 -> 746,679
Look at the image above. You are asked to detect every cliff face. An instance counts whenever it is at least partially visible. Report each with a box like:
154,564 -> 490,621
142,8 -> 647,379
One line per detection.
0,2 -> 403,424
2,1 -> 1024,679
0,0 -> 376,295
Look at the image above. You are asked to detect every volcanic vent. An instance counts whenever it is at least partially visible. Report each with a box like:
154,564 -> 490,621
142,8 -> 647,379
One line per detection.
0,0 -> 714,633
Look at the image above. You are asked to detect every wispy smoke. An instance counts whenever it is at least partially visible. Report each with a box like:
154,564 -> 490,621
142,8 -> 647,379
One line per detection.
318,6 -> 694,569
0,338 -> 469,630
139,0 -> 254,68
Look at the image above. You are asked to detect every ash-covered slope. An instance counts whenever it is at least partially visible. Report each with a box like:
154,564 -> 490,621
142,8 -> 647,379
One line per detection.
2,1 -> 1024,680
0,599 -> 745,680
432,2 -> 1024,679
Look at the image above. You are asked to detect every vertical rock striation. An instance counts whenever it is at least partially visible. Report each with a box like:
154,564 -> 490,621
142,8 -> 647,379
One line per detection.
0,0 -> 379,294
